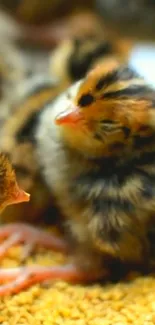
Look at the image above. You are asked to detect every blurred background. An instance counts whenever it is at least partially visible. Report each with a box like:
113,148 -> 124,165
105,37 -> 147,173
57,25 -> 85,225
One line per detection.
0,0 -> 155,47
0,0 -> 155,77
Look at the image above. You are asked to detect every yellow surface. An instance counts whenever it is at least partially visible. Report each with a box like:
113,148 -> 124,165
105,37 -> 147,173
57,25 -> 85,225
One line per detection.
0,241 -> 155,325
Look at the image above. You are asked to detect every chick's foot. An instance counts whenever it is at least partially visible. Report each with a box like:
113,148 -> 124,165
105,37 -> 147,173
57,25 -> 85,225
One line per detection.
0,223 -> 68,260
0,264 -> 105,295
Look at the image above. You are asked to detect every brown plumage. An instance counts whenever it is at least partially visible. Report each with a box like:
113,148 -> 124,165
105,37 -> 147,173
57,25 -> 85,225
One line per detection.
0,62 -> 155,294
0,76 -> 65,223
50,36 -> 131,86
0,37 -> 128,224
0,153 -> 30,210
53,63 -> 155,266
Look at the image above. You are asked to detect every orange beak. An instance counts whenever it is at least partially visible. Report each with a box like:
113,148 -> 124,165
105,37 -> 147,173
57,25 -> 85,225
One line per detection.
55,107 -> 83,126
10,188 -> 30,206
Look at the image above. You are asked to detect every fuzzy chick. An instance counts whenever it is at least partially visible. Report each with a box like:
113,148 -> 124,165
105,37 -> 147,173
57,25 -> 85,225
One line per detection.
0,37 -> 124,224
0,153 -> 30,211
0,63 -> 155,294
50,36 -> 131,86
0,76 -> 63,224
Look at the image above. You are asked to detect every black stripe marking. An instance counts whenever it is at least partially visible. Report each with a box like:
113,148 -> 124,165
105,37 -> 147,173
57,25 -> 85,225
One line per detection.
93,197 -> 135,214
141,181 -> 155,199
14,165 -> 30,177
121,126 -> 131,138
69,41 -> 113,81
95,66 -> 138,91
133,151 -> 155,166
73,163 -> 133,200
97,225 -> 122,243
133,134 -> 155,149
103,85 -> 150,99
134,168 -> 155,199
94,133 -> 103,141
78,93 -> 95,107
109,142 -> 125,151
138,125 -> 150,132
16,111 -> 40,144
103,228 -> 121,242
16,96 -> 56,144
95,71 -> 119,92
100,119 -> 115,124
72,151 -> 155,202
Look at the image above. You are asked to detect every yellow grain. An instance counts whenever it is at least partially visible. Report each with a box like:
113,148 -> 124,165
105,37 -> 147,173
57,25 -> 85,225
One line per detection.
0,229 -> 155,325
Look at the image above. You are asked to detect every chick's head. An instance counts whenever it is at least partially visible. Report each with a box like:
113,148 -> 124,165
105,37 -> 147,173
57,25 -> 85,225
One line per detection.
0,153 -> 30,212
55,63 -> 154,158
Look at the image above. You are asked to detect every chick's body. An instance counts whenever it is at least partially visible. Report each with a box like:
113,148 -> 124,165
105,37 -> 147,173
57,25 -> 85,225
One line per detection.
35,63 -> 155,275
1,62 -> 155,295
35,81 -> 102,272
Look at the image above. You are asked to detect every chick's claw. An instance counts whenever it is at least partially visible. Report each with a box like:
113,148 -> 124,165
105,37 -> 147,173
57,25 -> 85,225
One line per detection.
0,264 -> 104,295
0,223 -> 68,260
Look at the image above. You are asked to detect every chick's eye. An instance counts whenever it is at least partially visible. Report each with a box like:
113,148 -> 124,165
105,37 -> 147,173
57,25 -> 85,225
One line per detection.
100,119 -> 114,124
100,119 -> 116,131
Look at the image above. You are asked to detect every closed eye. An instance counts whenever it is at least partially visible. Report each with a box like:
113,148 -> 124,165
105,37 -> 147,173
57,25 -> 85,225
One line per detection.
99,120 -> 121,132
100,119 -> 114,124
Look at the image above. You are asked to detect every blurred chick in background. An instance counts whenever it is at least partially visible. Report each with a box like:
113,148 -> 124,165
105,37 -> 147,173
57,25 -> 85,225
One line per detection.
0,62 -> 155,294
0,76 -> 61,224
50,36 -> 131,87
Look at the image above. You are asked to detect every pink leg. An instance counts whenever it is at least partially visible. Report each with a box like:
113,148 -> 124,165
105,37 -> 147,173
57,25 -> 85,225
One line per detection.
0,263 -> 105,295
0,223 -> 68,260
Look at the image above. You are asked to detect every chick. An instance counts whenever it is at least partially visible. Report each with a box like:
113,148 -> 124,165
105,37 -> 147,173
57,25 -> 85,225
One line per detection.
0,37 -> 125,224
0,62 -> 155,294
0,153 -> 30,211
0,153 -> 68,291
35,62 -> 155,273
0,76 -> 65,223
50,37 -> 116,85
50,36 -> 131,87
